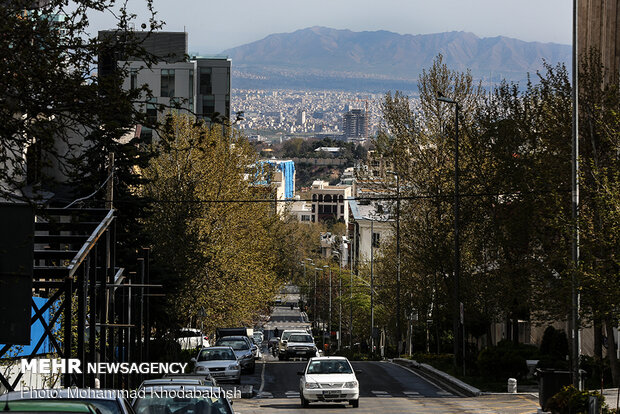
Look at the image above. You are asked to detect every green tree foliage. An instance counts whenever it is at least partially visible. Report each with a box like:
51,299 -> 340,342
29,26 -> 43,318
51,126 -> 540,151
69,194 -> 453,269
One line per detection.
142,114 -> 287,335
369,51 -> 620,383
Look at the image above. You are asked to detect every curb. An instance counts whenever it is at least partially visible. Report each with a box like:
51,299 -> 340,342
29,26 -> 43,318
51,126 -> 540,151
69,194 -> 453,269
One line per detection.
391,358 -> 482,397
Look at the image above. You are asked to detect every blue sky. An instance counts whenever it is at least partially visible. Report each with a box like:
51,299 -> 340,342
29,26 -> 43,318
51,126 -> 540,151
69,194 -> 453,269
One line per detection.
88,0 -> 572,54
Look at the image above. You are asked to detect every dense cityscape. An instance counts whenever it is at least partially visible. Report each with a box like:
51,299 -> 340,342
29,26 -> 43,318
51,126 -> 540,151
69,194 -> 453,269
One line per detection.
1,1 -> 619,414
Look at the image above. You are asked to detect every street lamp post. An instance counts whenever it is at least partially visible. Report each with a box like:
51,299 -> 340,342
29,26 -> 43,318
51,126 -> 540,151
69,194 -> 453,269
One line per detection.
370,217 -> 375,355
339,263 -> 342,351
437,93 -> 462,374
323,265 -> 332,350
387,170 -> 401,356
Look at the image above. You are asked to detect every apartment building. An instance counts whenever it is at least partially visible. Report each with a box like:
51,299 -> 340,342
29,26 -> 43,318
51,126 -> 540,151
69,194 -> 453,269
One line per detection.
99,31 -> 231,140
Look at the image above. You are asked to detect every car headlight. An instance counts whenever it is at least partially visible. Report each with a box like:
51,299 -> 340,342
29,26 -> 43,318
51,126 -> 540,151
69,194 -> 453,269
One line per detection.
228,364 -> 240,370
305,382 -> 320,389
344,381 -> 358,388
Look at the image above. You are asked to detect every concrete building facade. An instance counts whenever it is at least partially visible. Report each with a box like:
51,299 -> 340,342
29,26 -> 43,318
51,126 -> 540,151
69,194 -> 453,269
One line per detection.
309,180 -> 352,226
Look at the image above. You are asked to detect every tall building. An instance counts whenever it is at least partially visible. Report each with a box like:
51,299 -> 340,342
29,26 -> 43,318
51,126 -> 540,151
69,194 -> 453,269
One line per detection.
579,0 -> 620,83
99,31 -> 231,139
343,109 -> 368,139
296,109 -> 306,126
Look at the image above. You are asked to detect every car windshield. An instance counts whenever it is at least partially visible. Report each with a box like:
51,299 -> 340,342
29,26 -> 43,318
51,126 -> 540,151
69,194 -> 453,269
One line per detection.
306,360 -> 353,374
216,340 -> 248,351
198,349 -> 236,361
134,395 -> 231,414
282,332 -> 302,341
289,334 -> 313,343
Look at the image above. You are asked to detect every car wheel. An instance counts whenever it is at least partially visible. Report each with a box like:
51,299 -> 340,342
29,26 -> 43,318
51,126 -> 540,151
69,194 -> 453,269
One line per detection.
301,395 -> 310,408
350,399 -> 359,408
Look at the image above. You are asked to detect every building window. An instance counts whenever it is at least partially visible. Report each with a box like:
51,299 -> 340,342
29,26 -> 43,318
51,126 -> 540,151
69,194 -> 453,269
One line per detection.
325,194 -> 332,203
202,95 -> 215,117
318,205 -> 324,214
146,98 -> 158,126
312,194 -> 317,201
340,205 -> 344,215
312,216 -> 315,222
161,69 -> 175,97
225,94 -> 230,118
319,194 -> 323,202
339,195 -> 344,203
130,69 -> 138,89
199,67 -> 212,95
301,215 -> 310,222
311,204 -> 315,213
372,232 -> 380,248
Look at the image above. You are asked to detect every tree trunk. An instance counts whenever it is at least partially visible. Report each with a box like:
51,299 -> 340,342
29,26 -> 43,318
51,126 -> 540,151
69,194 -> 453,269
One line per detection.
605,318 -> 620,386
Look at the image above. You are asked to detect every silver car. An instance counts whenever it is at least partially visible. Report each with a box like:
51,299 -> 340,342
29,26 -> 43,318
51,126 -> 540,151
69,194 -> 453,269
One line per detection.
133,385 -> 233,413
5,388 -> 135,414
215,336 -> 256,373
192,346 -> 241,384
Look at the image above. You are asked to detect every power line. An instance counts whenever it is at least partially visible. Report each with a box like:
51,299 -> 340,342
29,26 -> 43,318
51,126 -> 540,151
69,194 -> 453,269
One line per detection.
108,188 -> 572,205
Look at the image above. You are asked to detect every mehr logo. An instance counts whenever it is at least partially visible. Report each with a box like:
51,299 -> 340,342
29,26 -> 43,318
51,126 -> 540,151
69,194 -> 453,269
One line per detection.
20,359 -> 188,375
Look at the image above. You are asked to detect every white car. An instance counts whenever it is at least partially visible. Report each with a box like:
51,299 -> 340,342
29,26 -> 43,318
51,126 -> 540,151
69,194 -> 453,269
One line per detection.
278,329 -> 308,360
177,328 -> 210,350
192,346 -> 242,384
282,332 -> 317,360
298,356 -> 360,408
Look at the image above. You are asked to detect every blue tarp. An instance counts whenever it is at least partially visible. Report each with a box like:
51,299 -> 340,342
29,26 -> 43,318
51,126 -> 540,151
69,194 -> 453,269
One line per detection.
256,160 -> 295,199
0,297 -> 56,358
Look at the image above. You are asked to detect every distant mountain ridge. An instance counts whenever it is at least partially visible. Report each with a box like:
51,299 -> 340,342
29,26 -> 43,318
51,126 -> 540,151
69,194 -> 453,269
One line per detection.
222,26 -> 571,92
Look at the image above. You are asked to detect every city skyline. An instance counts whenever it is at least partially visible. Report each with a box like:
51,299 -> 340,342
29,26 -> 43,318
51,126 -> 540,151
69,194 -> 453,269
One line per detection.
87,0 -> 573,55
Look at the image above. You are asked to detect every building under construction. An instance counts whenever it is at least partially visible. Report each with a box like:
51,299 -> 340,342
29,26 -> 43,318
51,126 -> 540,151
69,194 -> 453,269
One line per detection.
342,109 -> 369,140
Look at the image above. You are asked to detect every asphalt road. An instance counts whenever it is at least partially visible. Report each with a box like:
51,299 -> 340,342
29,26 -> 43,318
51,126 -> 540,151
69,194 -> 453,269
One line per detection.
229,301 -> 540,413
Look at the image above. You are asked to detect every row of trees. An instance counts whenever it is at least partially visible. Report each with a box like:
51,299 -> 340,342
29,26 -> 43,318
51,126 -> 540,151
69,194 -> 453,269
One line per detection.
359,52 -> 619,384
2,0 -> 322,343
141,115 -> 323,336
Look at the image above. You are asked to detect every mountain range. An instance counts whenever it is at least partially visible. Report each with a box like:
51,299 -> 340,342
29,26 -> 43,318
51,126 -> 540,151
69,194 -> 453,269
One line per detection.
221,26 -> 571,93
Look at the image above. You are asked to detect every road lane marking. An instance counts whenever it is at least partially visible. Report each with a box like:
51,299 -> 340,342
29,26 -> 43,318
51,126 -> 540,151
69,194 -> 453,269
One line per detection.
258,361 -> 266,396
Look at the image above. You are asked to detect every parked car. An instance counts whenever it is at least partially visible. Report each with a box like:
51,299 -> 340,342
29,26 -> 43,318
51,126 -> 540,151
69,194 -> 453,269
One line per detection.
277,329 -> 307,359
5,389 -> 134,414
252,331 -> 264,345
133,385 -> 233,414
138,375 -> 216,389
2,401 -> 101,414
281,332 -> 317,360
298,356 -> 360,408
176,328 -> 210,350
192,346 -> 241,384
214,336 -> 256,373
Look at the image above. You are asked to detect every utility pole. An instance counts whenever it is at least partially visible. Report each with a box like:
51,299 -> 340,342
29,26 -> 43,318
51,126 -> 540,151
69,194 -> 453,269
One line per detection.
339,263 -> 342,351
350,223 -> 355,349
370,218 -> 375,355
437,94 -> 461,373
571,0 -> 581,388
387,171 -> 401,356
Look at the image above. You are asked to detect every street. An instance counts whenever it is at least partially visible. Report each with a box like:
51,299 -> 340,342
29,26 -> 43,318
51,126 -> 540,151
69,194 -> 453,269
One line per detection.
231,300 -> 540,413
